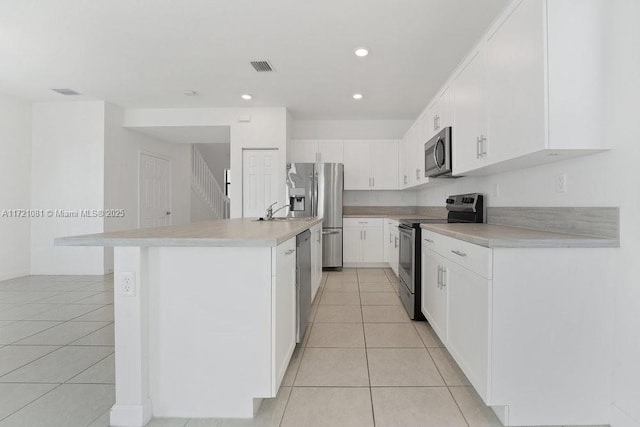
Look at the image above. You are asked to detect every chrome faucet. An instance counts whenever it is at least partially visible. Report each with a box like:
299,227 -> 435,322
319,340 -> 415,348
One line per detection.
265,202 -> 291,220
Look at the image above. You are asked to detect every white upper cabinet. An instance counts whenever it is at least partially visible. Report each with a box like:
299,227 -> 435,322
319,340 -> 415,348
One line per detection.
452,44 -> 488,175
451,0 -> 608,176
291,140 -> 344,163
344,141 -> 372,190
485,0 -> 546,164
291,140 -> 319,163
344,140 -> 399,190
317,140 -> 344,163
425,86 -> 454,141
371,140 -> 399,190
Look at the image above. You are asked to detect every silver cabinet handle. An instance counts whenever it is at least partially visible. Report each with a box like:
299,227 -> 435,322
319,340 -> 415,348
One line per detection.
358,221 -> 369,224
389,234 -> 392,244
394,236 -> 398,248
285,249 -> 295,255
372,177 -> 375,187
441,266 -> 447,287
416,169 -> 420,180
476,136 -> 482,159
424,238 -> 434,243
322,230 -> 340,235
437,265 -> 441,288
451,250 -> 467,257
481,135 -> 487,157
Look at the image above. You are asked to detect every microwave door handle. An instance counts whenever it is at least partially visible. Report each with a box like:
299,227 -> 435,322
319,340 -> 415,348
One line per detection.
433,143 -> 440,170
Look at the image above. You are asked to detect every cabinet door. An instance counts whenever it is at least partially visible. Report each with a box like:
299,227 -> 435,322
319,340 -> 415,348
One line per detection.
343,141 -> 372,190
421,249 -> 447,340
371,140 -> 399,189
452,44 -> 487,175
447,261 -> 490,401
291,140 -> 319,163
438,86 -> 454,130
404,125 -> 419,187
399,135 -> 408,188
362,226 -> 384,263
414,116 -> 427,185
310,224 -> 323,301
343,227 -> 362,263
486,0 -> 546,164
391,229 -> 399,276
274,245 -> 297,390
318,140 -> 344,163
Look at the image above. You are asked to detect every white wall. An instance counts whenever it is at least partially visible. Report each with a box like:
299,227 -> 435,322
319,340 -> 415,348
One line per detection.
292,120 -> 412,139
123,107 -> 289,219
0,94 -> 32,280
104,103 -> 192,272
418,3 -> 640,423
30,101 -> 106,275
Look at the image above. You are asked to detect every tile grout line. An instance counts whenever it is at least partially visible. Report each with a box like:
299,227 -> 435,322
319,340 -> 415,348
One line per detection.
357,270 -> 377,427
445,385 -> 471,427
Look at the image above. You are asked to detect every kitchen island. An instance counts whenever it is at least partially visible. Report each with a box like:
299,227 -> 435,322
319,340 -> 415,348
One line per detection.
56,217 -> 323,427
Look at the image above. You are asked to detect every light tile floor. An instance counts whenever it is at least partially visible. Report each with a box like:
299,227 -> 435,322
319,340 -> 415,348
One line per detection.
0,269 -> 504,427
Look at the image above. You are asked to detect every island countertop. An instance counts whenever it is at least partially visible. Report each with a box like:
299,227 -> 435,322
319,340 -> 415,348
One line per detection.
421,223 -> 619,248
55,217 -> 324,248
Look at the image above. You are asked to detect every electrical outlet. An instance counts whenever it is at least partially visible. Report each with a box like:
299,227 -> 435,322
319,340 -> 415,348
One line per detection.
556,173 -> 567,193
119,272 -> 136,297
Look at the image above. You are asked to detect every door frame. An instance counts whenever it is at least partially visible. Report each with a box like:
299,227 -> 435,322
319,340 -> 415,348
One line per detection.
138,150 -> 173,228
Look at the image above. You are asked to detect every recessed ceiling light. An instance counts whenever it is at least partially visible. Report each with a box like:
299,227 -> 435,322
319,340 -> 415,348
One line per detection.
354,48 -> 369,57
352,93 -> 363,100
241,94 -> 253,100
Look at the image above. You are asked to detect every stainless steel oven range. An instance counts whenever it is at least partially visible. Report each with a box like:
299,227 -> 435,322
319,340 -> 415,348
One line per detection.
397,193 -> 485,319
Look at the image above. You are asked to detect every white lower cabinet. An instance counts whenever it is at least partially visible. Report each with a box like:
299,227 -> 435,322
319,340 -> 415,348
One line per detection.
386,219 -> 400,277
421,229 -> 614,426
421,248 -> 447,339
343,218 -> 385,266
273,238 -> 296,392
310,223 -> 323,302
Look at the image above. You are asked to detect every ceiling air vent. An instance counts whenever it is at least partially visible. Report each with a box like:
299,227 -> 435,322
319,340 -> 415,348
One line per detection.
51,88 -> 81,96
250,61 -> 274,72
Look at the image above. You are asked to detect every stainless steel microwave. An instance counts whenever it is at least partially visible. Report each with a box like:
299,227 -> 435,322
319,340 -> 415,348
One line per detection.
424,127 -> 453,178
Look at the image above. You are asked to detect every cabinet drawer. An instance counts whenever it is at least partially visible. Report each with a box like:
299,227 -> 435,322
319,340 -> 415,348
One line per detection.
421,229 -> 439,251
439,235 -> 492,279
343,217 -> 384,227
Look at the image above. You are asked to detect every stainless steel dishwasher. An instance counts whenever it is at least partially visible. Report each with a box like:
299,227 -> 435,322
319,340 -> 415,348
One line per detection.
296,230 -> 312,342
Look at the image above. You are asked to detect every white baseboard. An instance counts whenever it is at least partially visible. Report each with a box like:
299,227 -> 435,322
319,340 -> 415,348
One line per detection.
344,262 -> 389,268
109,400 -> 152,427
612,404 -> 640,427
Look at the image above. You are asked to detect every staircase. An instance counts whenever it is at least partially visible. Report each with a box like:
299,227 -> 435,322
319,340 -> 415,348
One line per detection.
191,145 -> 230,219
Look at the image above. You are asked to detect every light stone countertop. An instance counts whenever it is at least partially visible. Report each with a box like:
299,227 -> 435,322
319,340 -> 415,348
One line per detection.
420,223 -> 619,248
55,217 -> 324,248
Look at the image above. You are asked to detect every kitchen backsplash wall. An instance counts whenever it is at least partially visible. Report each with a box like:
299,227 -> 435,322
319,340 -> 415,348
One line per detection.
344,190 -> 417,206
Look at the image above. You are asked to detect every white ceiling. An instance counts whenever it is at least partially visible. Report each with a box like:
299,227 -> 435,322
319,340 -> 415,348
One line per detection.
0,0 -> 507,120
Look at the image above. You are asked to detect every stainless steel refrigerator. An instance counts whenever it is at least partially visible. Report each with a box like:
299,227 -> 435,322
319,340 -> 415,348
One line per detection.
286,163 -> 343,268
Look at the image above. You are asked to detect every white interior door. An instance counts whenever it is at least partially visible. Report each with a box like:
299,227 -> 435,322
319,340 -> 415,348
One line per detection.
140,153 -> 172,228
242,149 -> 279,218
